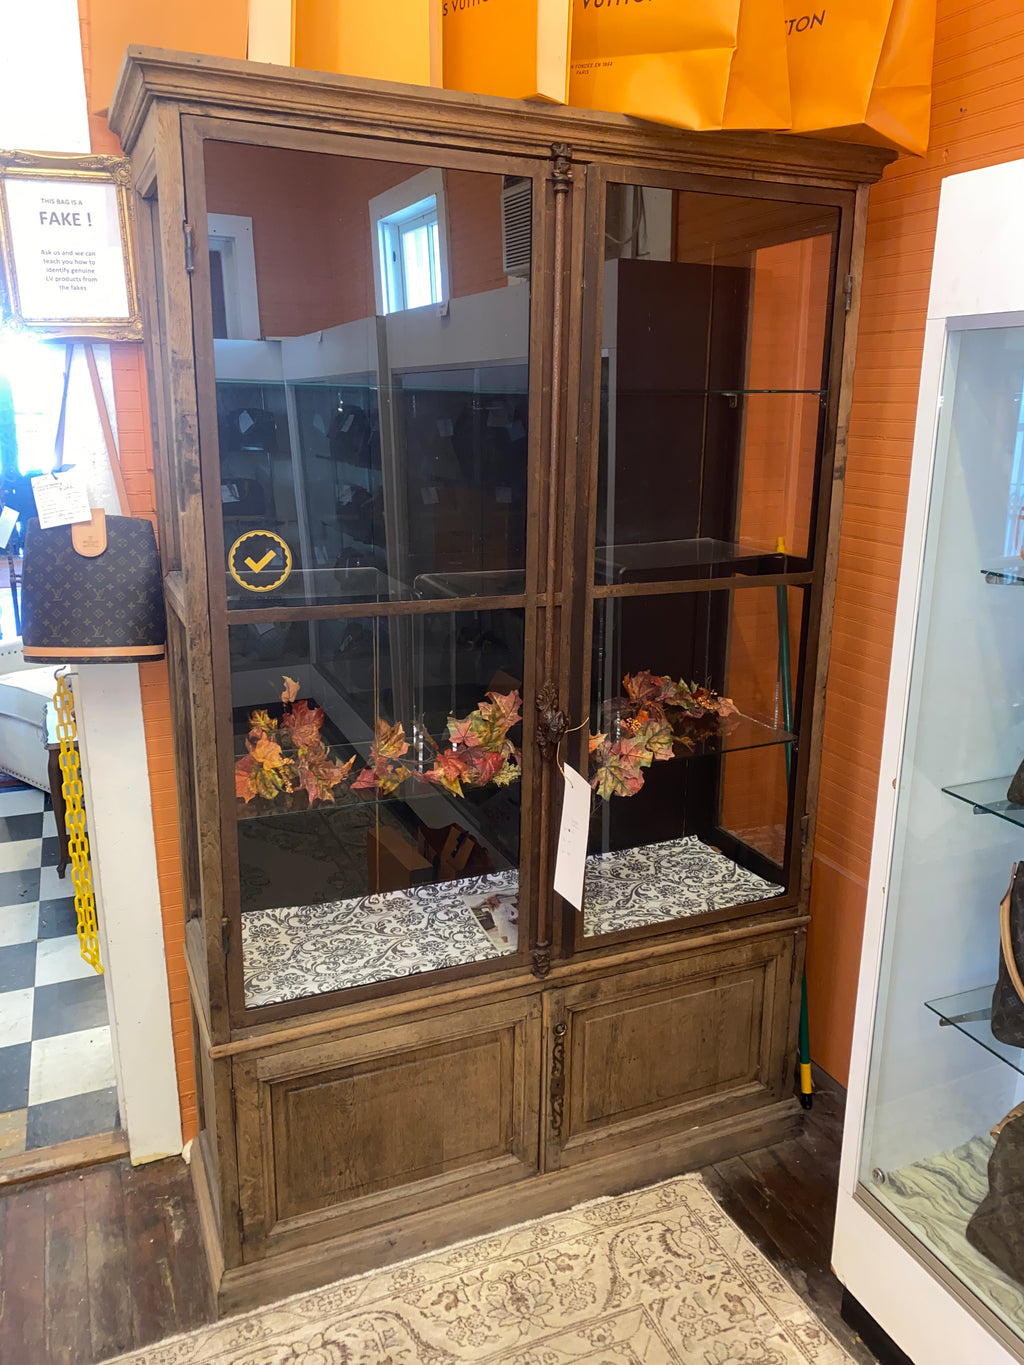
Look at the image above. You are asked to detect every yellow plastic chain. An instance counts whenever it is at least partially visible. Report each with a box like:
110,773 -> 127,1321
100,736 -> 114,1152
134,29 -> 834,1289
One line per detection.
53,673 -> 103,974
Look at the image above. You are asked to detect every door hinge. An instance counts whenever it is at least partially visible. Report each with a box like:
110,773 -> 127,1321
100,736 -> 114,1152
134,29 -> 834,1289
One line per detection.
800,813 -> 810,848
236,1203 -> 245,1243
222,916 -> 231,957
183,220 -> 196,274
843,273 -> 853,313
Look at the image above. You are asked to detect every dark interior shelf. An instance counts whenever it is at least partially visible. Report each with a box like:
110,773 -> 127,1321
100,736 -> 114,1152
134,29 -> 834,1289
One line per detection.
594,537 -> 807,585
925,984 -> 1024,1077
943,777 -> 1024,829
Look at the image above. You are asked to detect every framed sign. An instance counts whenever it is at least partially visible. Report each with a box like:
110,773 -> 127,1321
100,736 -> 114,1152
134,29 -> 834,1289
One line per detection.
0,149 -> 142,341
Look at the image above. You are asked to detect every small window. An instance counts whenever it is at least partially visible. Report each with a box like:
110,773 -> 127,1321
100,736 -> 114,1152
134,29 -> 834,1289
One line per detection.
370,170 -> 449,316
378,195 -> 442,313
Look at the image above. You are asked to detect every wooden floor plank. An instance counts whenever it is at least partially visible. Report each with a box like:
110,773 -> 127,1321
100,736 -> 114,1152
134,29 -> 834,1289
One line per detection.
83,1163 -> 135,1362
0,1072 -> 877,1365
44,1172 -> 91,1365
0,1183 -> 48,1364
121,1161 -> 182,1352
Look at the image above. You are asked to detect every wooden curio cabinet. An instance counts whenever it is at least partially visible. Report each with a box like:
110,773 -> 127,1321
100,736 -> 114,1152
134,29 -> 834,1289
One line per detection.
110,48 -> 893,1312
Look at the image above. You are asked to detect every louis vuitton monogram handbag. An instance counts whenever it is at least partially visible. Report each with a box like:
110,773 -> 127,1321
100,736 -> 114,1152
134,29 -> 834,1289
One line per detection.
20,344 -> 166,664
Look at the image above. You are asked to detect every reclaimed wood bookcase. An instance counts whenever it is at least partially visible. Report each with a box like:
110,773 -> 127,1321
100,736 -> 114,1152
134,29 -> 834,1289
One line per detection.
110,47 -> 892,1313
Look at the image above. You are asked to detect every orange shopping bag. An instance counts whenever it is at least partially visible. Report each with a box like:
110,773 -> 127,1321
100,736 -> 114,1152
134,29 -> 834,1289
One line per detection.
722,0 -> 791,130
290,0 -> 442,86
786,0 -> 935,154
443,0 -> 573,103
568,0 -> 742,132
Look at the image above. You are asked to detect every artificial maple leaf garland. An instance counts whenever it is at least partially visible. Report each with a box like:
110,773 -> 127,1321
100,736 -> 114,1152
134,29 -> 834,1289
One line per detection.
235,672 -> 738,808
235,679 -> 523,807
589,672 -> 739,800
235,677 -> 354,806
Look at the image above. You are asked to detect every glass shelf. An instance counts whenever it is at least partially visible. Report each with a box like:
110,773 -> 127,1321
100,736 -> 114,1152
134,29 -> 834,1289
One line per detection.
226,566 -> 406,610
615,387 -> 826,398
234,714 -> 794,821
925,984 -> 1024,1078
594,537 -> 806,585
981,558 -> 1024,584
942,777 -> 1024,829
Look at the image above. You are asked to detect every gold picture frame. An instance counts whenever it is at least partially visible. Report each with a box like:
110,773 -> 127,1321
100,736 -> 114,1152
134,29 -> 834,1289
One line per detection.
0,149 -> 142,342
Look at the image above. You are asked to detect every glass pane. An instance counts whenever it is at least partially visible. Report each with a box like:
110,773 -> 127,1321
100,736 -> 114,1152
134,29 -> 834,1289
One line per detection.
203,143 -> 531,606
401,222 -> 435,308
580,585 -> 799,938
859,326 -> 1024,1339
596,185 -> 838,581
230,609 -> 525,1007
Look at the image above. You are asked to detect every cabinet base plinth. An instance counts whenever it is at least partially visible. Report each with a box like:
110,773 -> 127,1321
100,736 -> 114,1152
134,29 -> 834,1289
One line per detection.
192,1096 -> 803,1317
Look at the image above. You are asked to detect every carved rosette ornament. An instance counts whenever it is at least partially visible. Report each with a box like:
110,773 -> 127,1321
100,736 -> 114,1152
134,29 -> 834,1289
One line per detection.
550,142 -> 572,195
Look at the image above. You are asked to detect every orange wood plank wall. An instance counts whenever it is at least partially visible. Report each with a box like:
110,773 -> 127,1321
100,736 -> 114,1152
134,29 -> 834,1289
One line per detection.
77,0 -> 249,1143
806,0 -> 1024,1084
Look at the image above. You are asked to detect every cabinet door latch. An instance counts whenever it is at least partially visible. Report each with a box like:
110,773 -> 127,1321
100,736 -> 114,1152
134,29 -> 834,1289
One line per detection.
183,220 -> 196,275
550,1022 -> 567,1137
536,679 -> 568,760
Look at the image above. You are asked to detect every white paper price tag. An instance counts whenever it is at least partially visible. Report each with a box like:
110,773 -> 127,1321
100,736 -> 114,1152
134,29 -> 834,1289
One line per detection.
553,763 -> 591,911
0,506 -> 18,549
31,471 -> 91,529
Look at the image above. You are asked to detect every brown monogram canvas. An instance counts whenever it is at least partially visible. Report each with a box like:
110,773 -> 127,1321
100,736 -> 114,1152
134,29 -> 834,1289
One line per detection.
20,517 -> 166,663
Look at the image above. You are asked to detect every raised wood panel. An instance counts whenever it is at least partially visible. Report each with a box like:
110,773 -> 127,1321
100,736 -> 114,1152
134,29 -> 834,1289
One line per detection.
234,996 -> 541,1258
575,972 -> 761,1130
548,934 -> 794,1170
272,1030 -> 513,1220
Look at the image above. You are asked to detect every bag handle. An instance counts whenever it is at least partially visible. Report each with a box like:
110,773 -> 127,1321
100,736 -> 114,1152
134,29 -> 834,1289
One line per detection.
53,343 -> 73,469
83,343 -> 130,517
1000,862 -> 1024,1005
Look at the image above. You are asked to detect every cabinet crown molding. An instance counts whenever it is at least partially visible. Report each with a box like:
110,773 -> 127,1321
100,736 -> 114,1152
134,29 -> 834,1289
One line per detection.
109,46 -> 896,188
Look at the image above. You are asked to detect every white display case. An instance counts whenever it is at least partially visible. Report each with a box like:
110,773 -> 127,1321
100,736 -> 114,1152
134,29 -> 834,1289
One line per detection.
835,158 -> 1024,1364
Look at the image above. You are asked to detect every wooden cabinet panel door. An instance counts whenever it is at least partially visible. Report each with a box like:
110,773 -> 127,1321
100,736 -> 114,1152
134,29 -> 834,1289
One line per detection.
234,995 -> 542,1259
544,934 -> 796,1171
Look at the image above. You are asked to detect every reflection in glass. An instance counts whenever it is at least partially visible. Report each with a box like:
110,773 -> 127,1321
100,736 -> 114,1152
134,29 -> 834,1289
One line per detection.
203,144 -> 531,605
597,185 -> 838,580
580,586 -> 800,937
230,610 -> 525,1006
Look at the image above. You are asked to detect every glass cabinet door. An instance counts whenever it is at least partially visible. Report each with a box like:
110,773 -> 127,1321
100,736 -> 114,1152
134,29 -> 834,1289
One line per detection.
859,323 -> 1024,1344
568,174 -> 842,945
190,134 -> 545,1015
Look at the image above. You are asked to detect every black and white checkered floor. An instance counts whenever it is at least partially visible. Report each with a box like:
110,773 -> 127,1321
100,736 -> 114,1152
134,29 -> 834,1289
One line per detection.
0,783 -> 118,1157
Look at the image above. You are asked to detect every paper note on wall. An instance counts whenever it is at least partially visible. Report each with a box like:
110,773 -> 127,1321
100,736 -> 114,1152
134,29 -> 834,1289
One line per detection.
553,762 -> 590,911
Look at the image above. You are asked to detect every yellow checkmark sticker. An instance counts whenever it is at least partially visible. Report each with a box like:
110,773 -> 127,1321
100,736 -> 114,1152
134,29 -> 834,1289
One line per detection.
244,549 -> 276,573
228,530 -> 293,593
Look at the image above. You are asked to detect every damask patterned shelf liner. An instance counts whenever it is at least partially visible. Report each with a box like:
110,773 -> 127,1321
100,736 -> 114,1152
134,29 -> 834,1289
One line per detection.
242,836 -> 782,1007
877,1134 -> 1024,1337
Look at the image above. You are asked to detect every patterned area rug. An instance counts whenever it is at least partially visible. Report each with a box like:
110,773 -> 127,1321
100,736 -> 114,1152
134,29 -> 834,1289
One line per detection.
106,1174 -> 852,1364
242,836 -> 782,1007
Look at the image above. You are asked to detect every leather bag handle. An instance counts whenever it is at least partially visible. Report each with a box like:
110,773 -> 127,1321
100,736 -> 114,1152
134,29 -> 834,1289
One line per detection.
53,343 -> 73,469
83,343 -> 129,517
999,862 -> 1024,1005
